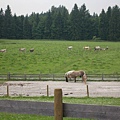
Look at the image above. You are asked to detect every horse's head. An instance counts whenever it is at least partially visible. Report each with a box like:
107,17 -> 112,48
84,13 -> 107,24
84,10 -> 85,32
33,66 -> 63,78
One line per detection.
79,71 -> 87,84
79,71 -> 84,77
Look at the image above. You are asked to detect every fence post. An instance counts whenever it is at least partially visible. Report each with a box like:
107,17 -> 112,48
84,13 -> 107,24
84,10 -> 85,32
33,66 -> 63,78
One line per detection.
53,74 -> 54,81
24,74 -> 26,80
7,84 -> 9,97
102,73 -> 104,81
86,85 -> 89,97
47,85 -> 49,97
54,89 -> 63,120
39,73 -> 41,80
7,72 -> 10,81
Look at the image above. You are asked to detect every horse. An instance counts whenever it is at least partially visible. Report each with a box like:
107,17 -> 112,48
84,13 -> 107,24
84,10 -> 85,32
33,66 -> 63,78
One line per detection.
65,70 -> 87,84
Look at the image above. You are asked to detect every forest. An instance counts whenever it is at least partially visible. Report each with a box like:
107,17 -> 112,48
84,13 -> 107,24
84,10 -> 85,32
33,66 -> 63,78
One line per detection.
0,4 -> 120,41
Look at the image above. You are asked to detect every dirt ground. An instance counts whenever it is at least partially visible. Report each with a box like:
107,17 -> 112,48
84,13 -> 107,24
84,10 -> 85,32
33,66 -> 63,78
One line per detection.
0,81 -> 120,97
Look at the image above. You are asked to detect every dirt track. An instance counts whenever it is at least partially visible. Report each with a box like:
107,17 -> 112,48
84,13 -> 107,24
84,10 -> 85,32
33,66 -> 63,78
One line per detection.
0,81 -> 120,97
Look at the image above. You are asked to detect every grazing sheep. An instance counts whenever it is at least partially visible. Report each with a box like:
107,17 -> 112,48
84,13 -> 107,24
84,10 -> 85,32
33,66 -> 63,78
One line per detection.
67,46 -> 73,50
19,48 -> 26,52
30,48 -> 34,52
83,46 -> 90,50
94,46 -> 101,50
0,49 -> 6,52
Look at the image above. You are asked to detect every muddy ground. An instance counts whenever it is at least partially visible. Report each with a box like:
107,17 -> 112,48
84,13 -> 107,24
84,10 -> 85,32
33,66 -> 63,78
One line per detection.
0,81 -> 120,97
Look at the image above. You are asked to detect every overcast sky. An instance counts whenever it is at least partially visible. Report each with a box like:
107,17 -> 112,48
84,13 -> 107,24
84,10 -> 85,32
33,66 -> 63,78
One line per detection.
0,0 -> 120,15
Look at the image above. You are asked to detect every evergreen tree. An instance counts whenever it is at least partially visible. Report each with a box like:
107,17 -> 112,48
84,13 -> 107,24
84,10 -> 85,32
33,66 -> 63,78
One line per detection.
106,7 -> 112,40
109,5 -> 120,41
4,5 -> 13,39
0,8 -> 4,38
91,13 -> 99,39
70,4 -> 80,40
61,7 -> 69,40
44,11 -> 52,39
12,14 -> 24,39
50,5 -> 67,39
0,4 -> 119,41
99,9 -> 108,40
79,4 -> 91,40
31,13 -> 40,39
18,15 -> 24,39
54,11 -> 64,39
36,18 -> 45,39
23,15 -> 32,39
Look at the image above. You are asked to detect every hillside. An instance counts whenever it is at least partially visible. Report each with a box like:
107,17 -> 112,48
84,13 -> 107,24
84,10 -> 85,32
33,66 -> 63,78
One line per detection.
0,40 -> 120,74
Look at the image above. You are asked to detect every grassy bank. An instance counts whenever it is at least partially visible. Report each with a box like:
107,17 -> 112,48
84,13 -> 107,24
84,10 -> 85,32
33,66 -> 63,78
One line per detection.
0,39 -> 120,74
0,112 -> 93,120
0,96 -> 120,106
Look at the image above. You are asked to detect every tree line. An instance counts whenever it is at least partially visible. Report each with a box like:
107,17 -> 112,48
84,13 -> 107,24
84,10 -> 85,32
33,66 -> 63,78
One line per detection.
0,4 -> 120,41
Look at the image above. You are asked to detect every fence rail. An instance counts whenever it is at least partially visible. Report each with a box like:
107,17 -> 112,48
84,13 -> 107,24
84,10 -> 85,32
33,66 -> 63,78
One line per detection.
0,73 -> 120,81
0,98 -> 120,120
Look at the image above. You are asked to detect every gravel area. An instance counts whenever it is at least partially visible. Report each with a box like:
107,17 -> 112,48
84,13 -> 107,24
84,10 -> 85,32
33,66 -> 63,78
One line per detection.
0,81 -> 120,97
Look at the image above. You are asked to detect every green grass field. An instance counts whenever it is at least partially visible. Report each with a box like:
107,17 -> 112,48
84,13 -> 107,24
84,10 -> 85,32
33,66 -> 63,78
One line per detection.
0,39 -> 120,74
0,96 -> 120,106
0,112 -> 93,120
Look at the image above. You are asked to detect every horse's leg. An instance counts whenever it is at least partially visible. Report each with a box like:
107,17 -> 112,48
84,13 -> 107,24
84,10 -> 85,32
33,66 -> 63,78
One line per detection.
66,77 -> 68,82
74,77 -> 76,82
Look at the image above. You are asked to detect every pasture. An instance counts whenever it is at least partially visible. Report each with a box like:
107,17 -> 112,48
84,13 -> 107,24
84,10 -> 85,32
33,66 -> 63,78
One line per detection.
0,112 -> 87,120
0,39 -> 120,74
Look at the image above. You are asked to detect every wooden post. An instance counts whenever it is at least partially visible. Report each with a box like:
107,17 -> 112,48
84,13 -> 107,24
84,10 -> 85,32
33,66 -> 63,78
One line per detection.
102,73 -> 104,81
86,85 -> 89,97
7,84 -> 9,97
47,85 -> 49,97
24,74 -> 26,80
53,74 -> 54,81
54,89 -> 63,120
7,72 -> 10,81
39,73 -> 41,80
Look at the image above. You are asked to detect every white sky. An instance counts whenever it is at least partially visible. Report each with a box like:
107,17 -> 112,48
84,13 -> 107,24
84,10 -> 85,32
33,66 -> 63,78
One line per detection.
0,0 -> 120,15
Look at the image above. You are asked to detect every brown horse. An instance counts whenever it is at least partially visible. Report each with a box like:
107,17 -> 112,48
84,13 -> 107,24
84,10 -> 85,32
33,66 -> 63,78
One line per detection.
65,70 -> 87,84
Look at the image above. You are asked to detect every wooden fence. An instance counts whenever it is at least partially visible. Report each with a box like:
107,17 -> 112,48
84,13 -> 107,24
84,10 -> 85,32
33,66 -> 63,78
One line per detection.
0,89 -> 120,120
0,73 -> 120,81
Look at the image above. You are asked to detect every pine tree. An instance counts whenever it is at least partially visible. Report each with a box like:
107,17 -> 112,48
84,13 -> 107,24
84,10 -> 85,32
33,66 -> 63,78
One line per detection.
79,4 -> 91,40
109,5 -> 120,41
91,13 -> 99,39
44,11 -> 52,39
31,13 -> 40,39
61,7 -> 69,40
99,9 -> 108,40
23,15 -> 32,39
70,4 -> 80,40
4,5 -> 13,39
0,8 -> 4,38
106,7 -> 112,40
